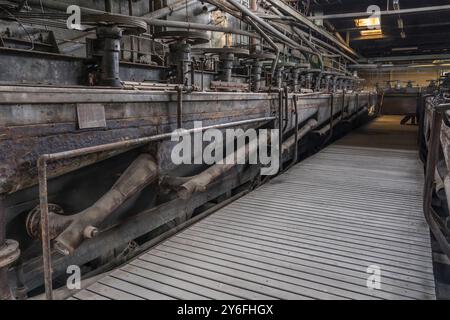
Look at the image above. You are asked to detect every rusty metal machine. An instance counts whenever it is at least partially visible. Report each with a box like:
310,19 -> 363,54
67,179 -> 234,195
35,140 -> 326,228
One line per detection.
0,0 -> 376,299
420,73 -> 450,262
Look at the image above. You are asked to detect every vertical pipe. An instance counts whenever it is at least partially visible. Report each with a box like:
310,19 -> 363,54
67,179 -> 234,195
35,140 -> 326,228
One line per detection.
104,0 -> 112,12
0,198 -> 12,300
422,108 -> 450,259
177,86 -> 183,129
38,159 -> 53,300
293,96 -> 299,164
278,89 -> 284,172
191,61 -> 195,89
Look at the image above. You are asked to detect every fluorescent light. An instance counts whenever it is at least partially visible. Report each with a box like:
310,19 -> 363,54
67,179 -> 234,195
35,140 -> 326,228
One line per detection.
360,29 -> 382,36
391,47 -> 418,51
355,17 -> 380,28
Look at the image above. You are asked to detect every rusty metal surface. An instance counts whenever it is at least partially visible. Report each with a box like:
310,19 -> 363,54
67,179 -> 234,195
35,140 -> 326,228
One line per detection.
0,87 -> 372,195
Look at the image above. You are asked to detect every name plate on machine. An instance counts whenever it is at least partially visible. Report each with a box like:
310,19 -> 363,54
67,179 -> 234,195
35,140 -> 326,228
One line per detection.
76,103 -> 107,129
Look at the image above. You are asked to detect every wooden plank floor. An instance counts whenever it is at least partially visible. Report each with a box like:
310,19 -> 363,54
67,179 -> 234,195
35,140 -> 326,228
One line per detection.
72,116 -> 435,300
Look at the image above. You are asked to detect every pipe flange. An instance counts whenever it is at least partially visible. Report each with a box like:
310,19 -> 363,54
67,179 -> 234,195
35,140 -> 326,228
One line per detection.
82,13 -> 147,35
0,239 -> 20,269
153,31 -> 210,45
25,204 -> 64,239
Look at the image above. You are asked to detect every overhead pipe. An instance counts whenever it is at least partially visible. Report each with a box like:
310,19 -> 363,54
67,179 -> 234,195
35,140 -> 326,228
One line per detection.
0,200 -> 11,300
264,0 -> 358,58
244,17 -> 279,78
147,19 -> 259,38
226,0 -> 300,49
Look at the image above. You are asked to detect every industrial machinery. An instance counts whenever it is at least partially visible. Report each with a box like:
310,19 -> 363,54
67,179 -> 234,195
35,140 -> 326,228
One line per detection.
0,0 -> 376,300
379,80 -> 422,124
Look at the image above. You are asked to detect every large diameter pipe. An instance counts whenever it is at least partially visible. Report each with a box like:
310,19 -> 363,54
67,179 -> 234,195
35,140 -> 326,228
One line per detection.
11,0 -> 194,19
53,154 -> 158,255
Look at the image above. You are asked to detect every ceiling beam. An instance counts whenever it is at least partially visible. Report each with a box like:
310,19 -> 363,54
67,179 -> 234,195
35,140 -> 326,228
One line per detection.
360,53 -> 450,63
310,5 -> 450,20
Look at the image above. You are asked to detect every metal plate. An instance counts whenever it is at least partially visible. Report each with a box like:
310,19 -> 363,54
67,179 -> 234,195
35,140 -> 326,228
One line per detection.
76,103 -> 107,129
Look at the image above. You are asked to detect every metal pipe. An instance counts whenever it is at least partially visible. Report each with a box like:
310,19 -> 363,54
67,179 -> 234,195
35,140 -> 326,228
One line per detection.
227,0 -> 299,49
177,140 -> 260,199
283,86 -> 289,132
51,154 -> 158,256
147,19 -> 259,38
278,89 -> 284,172
244,17 -> 279,78
177,86 -> 183,129
37,158 -> 52,300
423,104 -> 450,259
0,199 -> 12,300
282,118 -> 317,153
104,0 -> 112,13
311,5 -> 450,20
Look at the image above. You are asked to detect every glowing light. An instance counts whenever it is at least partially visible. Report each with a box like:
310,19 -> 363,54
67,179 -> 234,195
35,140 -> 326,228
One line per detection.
354,17 -> 381,28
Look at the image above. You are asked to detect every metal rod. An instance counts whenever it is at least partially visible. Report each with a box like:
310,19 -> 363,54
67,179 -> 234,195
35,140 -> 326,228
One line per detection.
0,198 -> 12,300
423,105 -> 450,259
264,0 -> 358,58
244,17 -> 279,78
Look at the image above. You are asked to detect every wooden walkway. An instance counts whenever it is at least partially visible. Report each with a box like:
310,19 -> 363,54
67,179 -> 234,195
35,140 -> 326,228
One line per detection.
71,116 -> 435,300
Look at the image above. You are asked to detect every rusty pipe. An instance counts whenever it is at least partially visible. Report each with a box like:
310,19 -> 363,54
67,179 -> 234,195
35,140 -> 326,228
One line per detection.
0,199 -> 12,300
36,116 -> 275,299
177,86 -> 183,129
53,154 -> 157,256
244,17 -> 279,78
282,118 -> 318,154
177,138 -> 260,200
